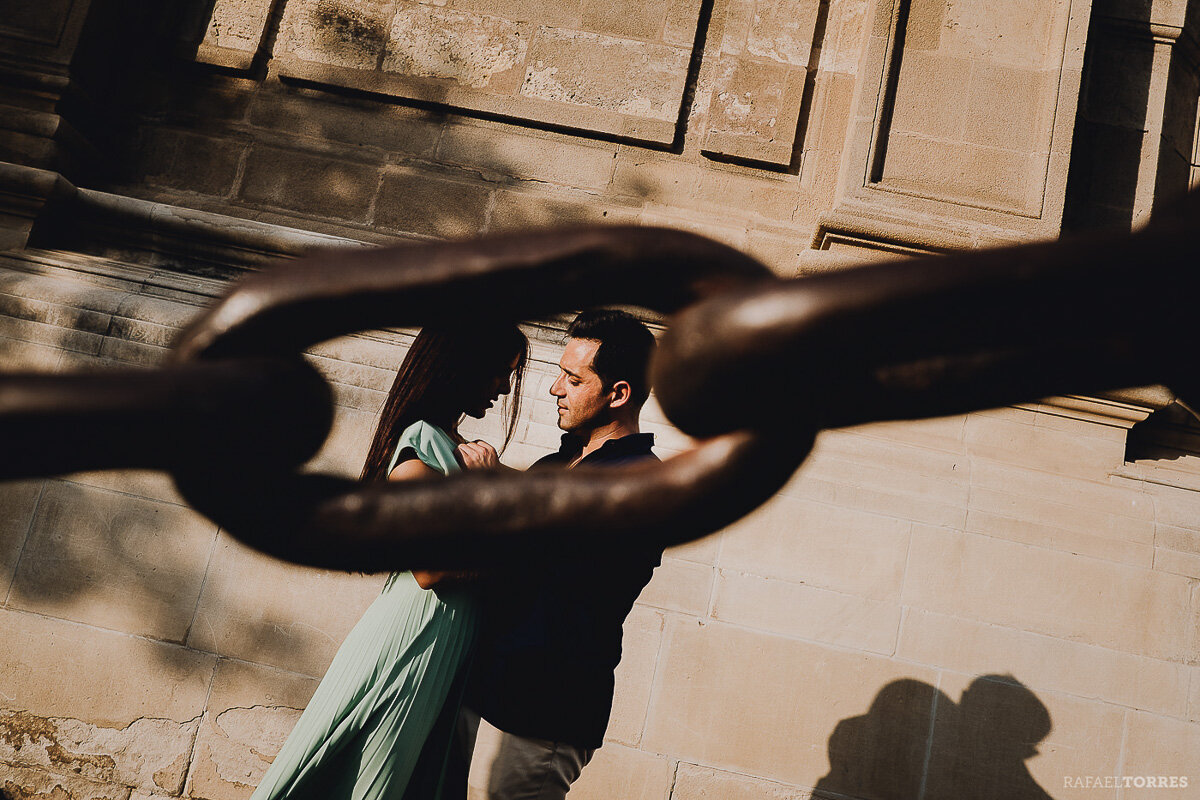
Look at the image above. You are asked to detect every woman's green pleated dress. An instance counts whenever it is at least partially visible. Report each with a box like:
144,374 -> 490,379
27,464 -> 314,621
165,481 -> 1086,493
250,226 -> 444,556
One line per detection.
251,422 -> 476,800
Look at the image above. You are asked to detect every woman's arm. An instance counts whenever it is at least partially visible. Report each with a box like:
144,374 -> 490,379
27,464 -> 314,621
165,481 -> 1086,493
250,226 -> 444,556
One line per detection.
387,458 -> 464,589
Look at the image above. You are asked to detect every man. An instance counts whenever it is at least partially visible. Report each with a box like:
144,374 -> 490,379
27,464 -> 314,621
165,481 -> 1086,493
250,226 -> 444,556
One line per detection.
456,309 -> 662,800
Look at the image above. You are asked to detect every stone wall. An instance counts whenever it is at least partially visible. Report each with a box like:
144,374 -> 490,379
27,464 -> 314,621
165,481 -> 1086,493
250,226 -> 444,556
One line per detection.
3,0 -> 1200,798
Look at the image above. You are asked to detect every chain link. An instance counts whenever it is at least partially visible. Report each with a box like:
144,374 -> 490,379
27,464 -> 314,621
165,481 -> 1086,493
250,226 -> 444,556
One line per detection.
3,200 -> 1196,570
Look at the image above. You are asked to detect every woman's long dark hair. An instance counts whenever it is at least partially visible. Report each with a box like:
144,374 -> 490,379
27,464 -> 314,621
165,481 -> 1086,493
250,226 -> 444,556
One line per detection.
360,322 -> 528,482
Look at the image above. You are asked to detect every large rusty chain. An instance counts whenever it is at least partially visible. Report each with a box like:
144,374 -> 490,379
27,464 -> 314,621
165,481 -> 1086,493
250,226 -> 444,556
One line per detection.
1,197 -> 1196,571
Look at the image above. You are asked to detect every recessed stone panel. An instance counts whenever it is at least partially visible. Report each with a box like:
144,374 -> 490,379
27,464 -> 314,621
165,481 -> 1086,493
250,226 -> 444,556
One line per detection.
702,0 -> 821,166
275,0 -> 705,144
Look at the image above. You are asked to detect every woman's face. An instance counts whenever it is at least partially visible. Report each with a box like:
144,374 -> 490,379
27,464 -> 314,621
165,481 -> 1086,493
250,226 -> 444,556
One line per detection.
463,353 -> 521,419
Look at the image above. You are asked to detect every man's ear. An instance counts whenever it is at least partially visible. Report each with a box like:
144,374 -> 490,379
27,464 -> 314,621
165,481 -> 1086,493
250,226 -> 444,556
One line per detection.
608,380 -> 633,409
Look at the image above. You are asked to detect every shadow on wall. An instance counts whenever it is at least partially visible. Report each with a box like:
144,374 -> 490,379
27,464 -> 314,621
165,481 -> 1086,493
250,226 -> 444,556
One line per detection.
815,675 -> 1055,800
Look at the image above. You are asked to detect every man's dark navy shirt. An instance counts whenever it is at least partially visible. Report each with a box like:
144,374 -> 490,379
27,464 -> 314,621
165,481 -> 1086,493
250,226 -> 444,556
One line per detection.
466,432 -> 662,749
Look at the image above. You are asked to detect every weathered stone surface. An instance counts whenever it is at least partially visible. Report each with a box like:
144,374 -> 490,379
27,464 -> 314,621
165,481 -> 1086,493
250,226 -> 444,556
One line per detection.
581,0 -> 670,41
521,28 -> 689,122
437,122 -> 617,189
187,660 -> 318,800
187,533 -> 382,676
0,761 -> 131,800
924,672 -> 1125,800
487,189 -> 633,232
0,607 -> 214,727
0,710 -> 199,795
902,526 -> 1194,661
279,0 -> 395,70
8,480 -> 218,643
201,0 -> 275,57
643,619 -> 939,786
712,570 -> 902,655
384,5 -> 530,91
605,606 -> 664,746
899,609 -> 1189,718
238,145 -> 380,222
0,480 -> 41,597
673,763 -> 813,799
136,129 -> 247,199
373,168 -> 492,238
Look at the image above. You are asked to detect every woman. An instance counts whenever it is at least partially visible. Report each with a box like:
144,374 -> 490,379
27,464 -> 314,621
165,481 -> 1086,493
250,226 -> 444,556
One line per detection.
251,321 -> 528,800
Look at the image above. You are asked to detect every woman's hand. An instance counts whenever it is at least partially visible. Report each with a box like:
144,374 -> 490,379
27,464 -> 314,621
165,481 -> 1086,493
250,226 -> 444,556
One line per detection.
457,439 -> 499,469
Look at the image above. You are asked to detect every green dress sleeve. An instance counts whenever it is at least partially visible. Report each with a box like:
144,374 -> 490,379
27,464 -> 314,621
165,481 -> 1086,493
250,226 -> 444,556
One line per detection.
388,421 -> 462,477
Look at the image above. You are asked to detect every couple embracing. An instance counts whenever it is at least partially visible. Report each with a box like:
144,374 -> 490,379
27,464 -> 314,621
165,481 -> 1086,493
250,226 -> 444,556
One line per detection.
251,310 -> 662,800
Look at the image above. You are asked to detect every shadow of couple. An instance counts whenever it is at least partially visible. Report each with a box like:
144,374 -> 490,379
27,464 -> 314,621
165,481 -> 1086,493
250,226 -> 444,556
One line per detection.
815,674 -> 1056,800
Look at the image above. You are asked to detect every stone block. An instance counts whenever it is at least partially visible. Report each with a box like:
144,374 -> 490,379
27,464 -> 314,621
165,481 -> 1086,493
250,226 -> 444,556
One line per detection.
453,0 -> 582,27
238,145 -> 380,222
746,230 -> 807,275
57,470 -> 186,508
925,672 -> 1125,800
819,0 -> 872,75
136,128 -> 246,197
718,495 -> 910,600
187,533 -> 384,676
373,168 -> 492,238
1153,547 -> 1200,579
711,570 -> 902,654
879,133 -> 1044,215
521,28 -> 689,123
605,606 -> 664,746
635,557 -> 712,615
962,63 -> 1055,152
565,743 -> 673,800
0,336 -> 69,371
0,709 -> 200,796
0,762 -> 131,800
0,480 -> 40,597
487,190 -> 633,233
8,480 -> 218,643
0,290 -> 112,334
704,57 -> 807,165
901,526 -> 1194,662
200,0 -> 275,62
248,87 -> 443,157
962,411 -> 1126,481
935,0 -> 1064,70
0,315 -> 104,356
888,51 -> 970,140
663,530 -> 721,566
186,659 -> 319,800
278,0 -> 394,71
384,5 -> 530,93
664,0 -> 703,45
672,763 -> 812,799
1118,711 -> 1200,797
1148,483 -> 1200,532
642,618 -> 938,786
581,0 -> 669,41
438,123 -> 617,190
611,152 -> 703,206
692,170 -> 800,222
0,607 -> 214,726
965,507 -> 1153,567
898,609 -> 1189,717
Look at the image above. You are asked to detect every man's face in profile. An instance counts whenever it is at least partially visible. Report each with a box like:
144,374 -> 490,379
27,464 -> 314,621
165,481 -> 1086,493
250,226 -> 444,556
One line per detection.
550,338 -> 609,433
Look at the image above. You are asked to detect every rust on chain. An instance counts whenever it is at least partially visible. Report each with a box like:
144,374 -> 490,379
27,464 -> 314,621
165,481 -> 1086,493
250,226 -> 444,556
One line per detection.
0,358 -> 332,480
654,192 -> 1200,438
168,225 -> 796,569
5,193 -> 1198,570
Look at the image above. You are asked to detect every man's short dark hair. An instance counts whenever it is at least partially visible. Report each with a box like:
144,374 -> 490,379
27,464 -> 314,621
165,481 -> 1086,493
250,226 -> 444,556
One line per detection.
567,309 -> 657,407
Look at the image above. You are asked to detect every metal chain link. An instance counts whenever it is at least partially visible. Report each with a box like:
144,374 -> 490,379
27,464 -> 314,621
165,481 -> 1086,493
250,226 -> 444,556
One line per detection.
2,199 -> 1196,571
